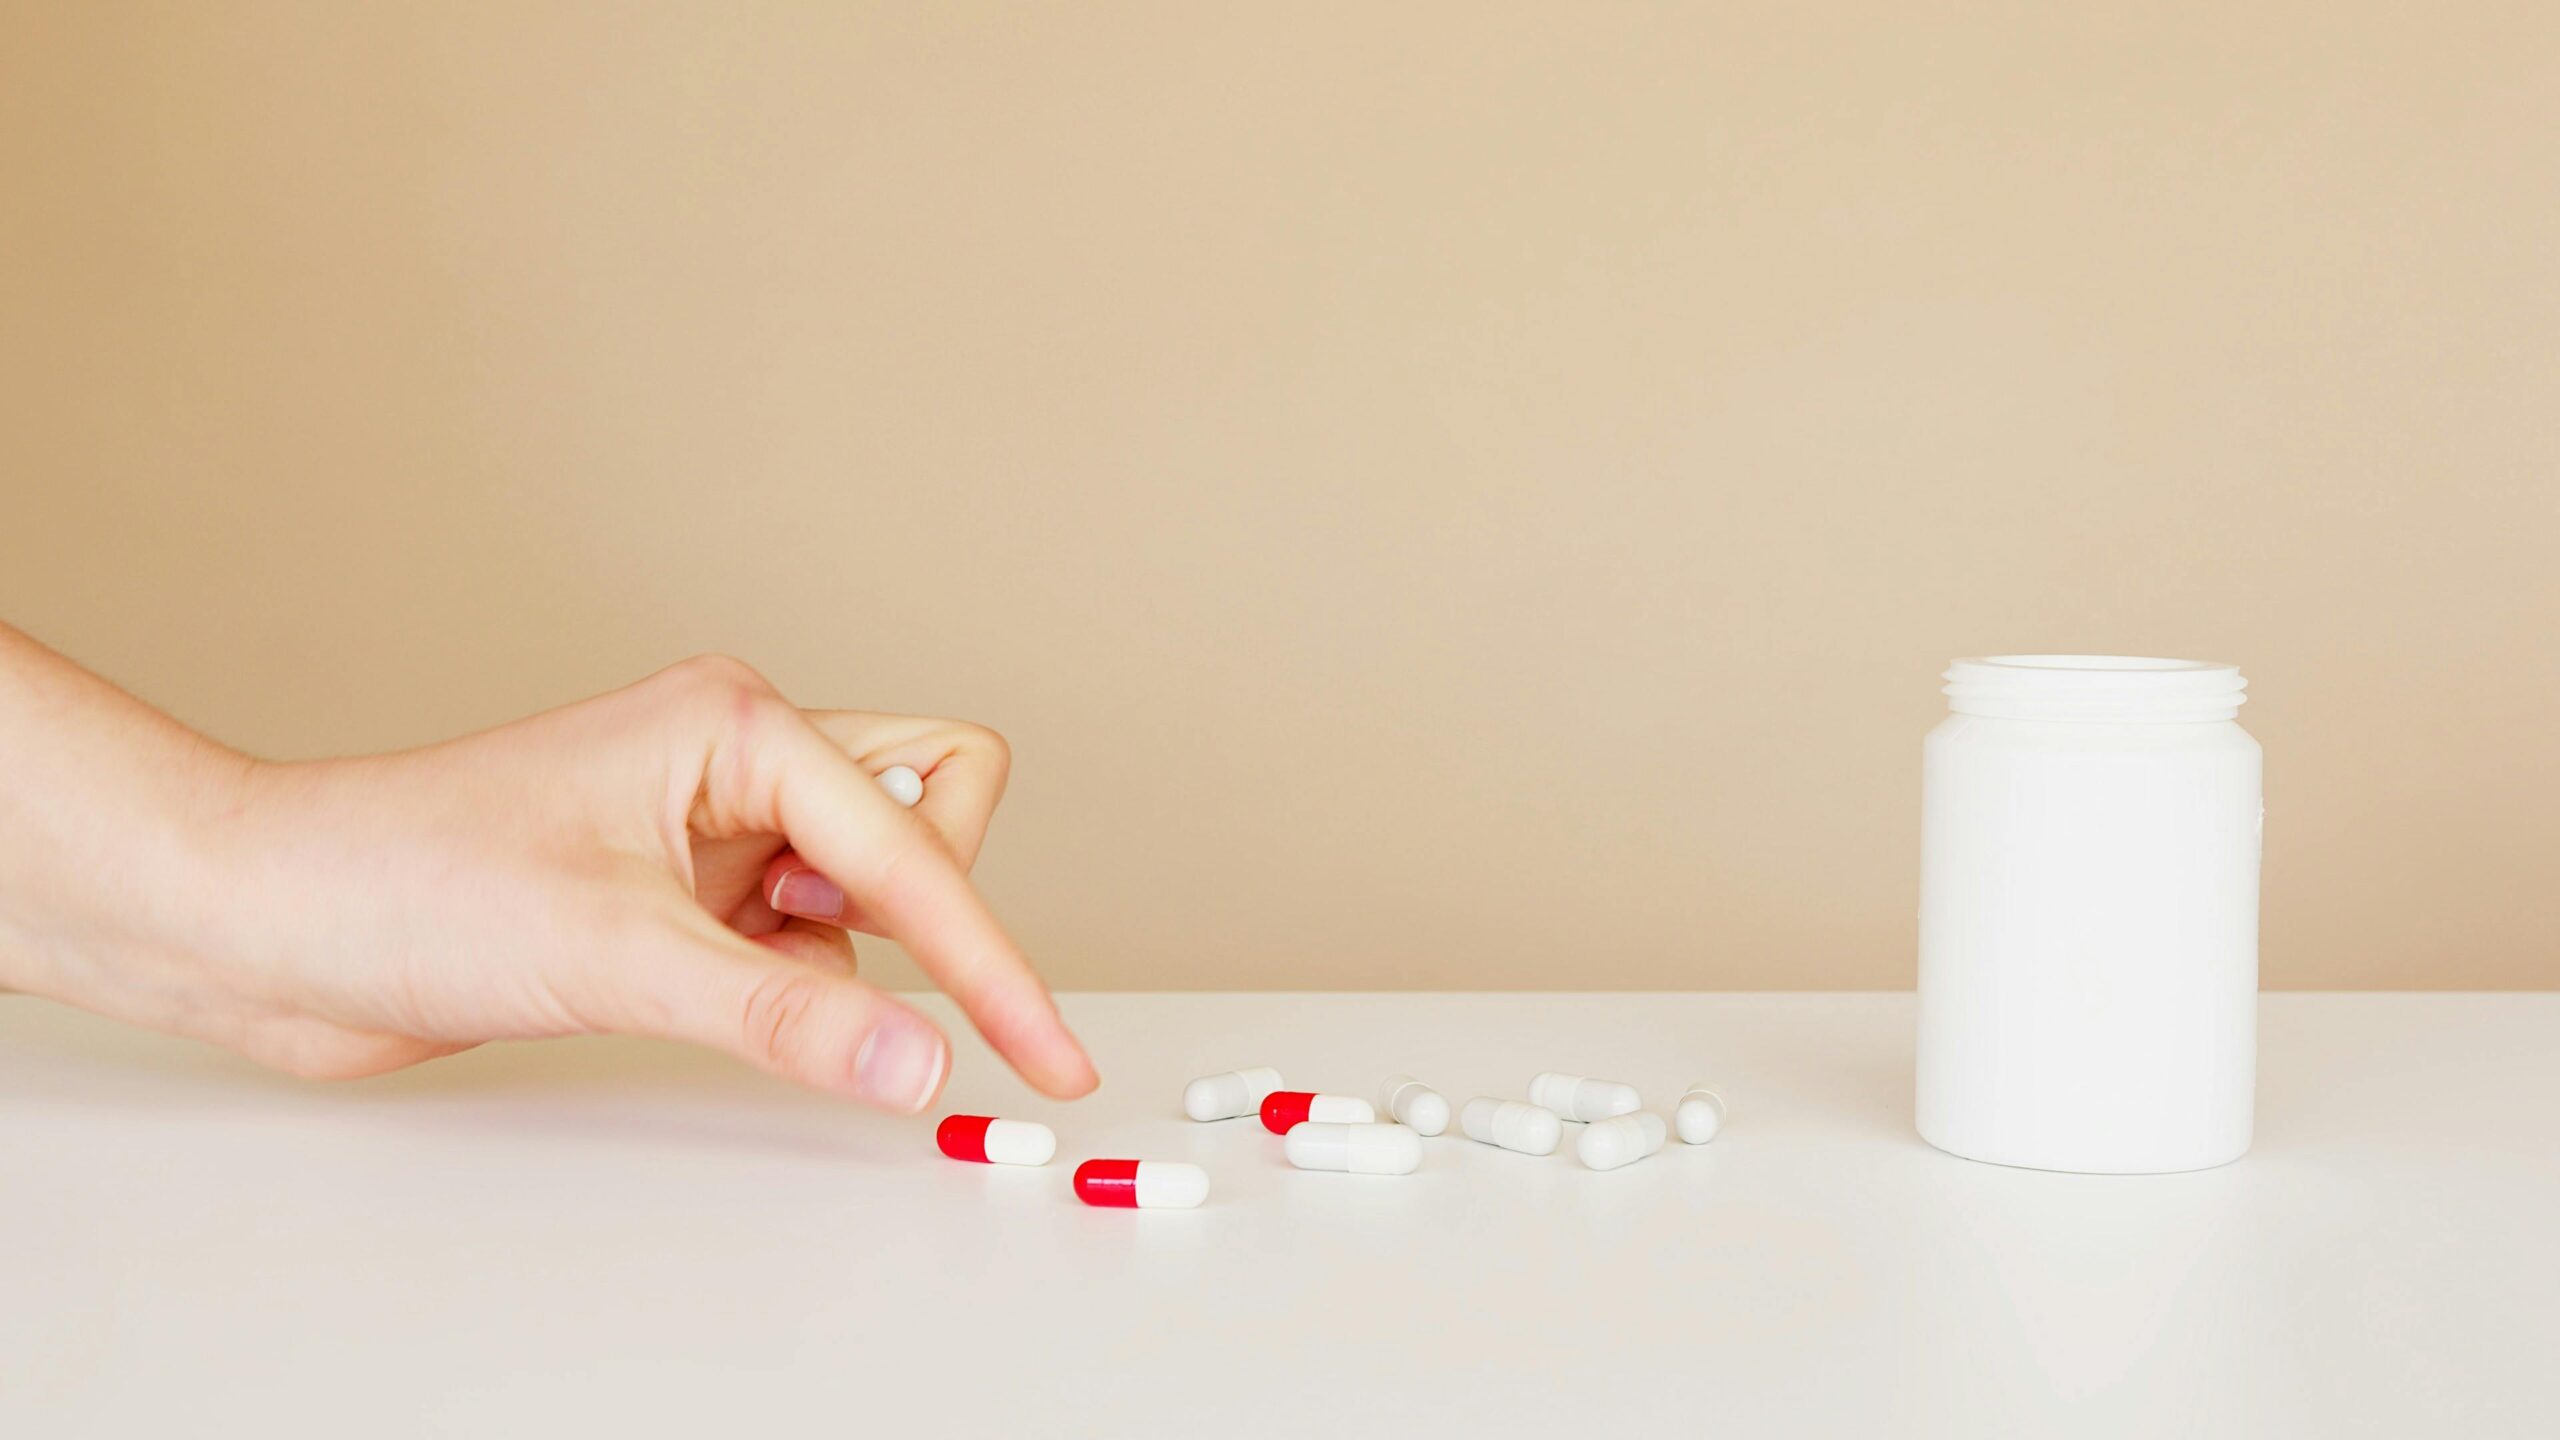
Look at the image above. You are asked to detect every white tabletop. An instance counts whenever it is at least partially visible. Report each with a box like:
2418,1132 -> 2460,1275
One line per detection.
3,992 -> 2553,1437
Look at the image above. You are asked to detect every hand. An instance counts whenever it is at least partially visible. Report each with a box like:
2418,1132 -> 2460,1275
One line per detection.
0,633 -> 1096,1111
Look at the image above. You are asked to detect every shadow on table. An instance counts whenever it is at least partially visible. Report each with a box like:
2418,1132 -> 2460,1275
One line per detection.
0,999 -> 915,1163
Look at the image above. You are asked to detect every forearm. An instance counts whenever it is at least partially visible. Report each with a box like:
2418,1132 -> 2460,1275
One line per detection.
0,623 -> 251,1002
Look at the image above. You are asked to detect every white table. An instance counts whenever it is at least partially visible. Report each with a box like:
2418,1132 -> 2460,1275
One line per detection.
3,992 -> 2553,1436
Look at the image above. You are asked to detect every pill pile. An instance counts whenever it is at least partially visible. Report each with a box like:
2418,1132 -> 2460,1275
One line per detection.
935,1068 -> 1726,1209
895,764 -> 1729,1205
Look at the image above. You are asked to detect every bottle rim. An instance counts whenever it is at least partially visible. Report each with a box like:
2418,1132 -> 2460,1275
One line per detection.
1943,654 -> 2247,723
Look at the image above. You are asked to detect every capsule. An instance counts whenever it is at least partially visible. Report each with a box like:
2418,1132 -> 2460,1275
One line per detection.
935,1114 -> 1057,1166
1459,1097 -> 1561,1156
1676,1084 -> 1727,1145
1577,1111 -> 1667,1171
1378,1075 -> 1450,1137
1072,1159 -> 1209,1209
1183,1067 -> 1283,1122
1259,1091 -> 1376,1134
876,765 -> 925,808
1285,1122 -> 1424,1175
1528,1071 -> 1642,1123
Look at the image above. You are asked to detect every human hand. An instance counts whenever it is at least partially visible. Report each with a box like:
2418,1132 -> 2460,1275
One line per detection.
0,636 -> 1095,1111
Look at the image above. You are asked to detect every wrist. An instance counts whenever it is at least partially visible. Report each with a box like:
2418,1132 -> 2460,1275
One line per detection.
0,697 -> 257,1006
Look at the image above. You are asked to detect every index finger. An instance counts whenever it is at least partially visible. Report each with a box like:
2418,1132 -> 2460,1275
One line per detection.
751,713 -> 1096,1100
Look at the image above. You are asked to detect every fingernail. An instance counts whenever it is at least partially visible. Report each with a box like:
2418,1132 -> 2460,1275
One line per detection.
853,1015 -> 947,1112
771,867 -> 845,921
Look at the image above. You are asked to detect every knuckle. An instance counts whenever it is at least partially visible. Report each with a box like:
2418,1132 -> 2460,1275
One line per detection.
737,967 -> 839,1078
861,823 -> 936,901
957,722 -> 1011,780
663,652 -> 774,703
968,723 -> 1010,767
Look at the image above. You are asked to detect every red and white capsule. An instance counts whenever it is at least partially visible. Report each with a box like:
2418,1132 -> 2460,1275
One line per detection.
1072,1159 -> 1210,1209
1259,1091 -> 1377,1134
935,1115 -> 1057,1166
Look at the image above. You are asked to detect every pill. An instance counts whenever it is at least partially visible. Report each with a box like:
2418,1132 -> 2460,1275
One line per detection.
876,765 -> 925,808
1184,1067 -> 1284,1122
1528,1071 -> 1642,1123
1459,1097 -> 1562,1156
1675,1084 -> 1727,1145
1259,1091 -> 1376,1133
1284,1122 -> 1424,1175
935,1115 -> 1057,1167
1577,1111 -> 1668,1171
1379,1074 -> 1450,1137
1073,1159 -> 1209,1209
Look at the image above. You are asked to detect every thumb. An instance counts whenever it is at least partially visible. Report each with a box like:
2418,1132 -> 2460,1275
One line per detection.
617,917 -> 952,1112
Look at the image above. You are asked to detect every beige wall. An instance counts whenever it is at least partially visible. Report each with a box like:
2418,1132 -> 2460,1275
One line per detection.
4,4 -> 2554,991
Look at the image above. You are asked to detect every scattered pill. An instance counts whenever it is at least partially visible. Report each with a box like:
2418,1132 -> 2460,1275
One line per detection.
876,765 -> 925,808
1459,1097 -> 1562,1156
1379,1075 -> 1450,1137
1284,1121 -> 1424,1175
1073,1159 -> 1209,1209
1184,1067 -> 1284,1122
935,1115 -> 1057,1167
1675,1084 -> 1727,1145
1260,1092 -> 1376,1134
1577,1111 -> 1668,1171
1528,1071 -> 1642,1123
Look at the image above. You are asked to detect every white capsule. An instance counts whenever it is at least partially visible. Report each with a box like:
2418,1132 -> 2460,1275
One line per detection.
1183,1066 -> 1283,1121
875,765 -> 925,808
1379,1075 -> 1450,1137
1528,1071 -> 1642,1123
1676,1084 -> 1727,1145
1577,1111 -> 1668,1171
1285,1121 -> 1424,1175
1459,1097 -> 1562,1156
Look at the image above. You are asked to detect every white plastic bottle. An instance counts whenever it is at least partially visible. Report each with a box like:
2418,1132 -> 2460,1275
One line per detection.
1917,655 -> 2262,1174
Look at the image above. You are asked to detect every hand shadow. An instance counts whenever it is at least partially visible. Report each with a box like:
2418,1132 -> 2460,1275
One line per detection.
0,997 -> 917,1164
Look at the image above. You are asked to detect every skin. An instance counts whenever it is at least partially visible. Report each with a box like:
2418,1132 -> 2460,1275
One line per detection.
0,622 -> 1097,1111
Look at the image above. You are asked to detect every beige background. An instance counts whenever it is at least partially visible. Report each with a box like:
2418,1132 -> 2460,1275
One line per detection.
3,4 -> 2554,991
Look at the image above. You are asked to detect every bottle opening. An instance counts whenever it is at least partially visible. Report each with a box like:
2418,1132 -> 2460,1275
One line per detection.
1943,654 -> 2247,723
